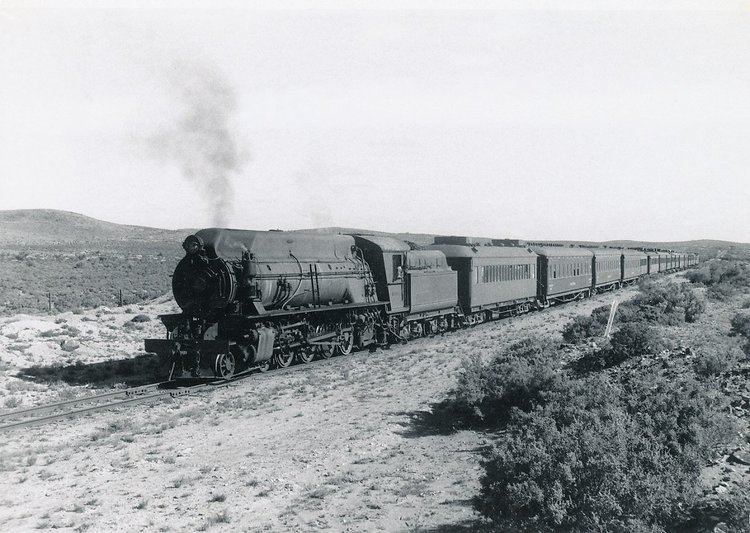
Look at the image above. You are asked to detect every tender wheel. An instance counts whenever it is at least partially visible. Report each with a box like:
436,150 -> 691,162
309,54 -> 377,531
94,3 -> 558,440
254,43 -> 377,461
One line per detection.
337,328 -> 354,356
411,322 -> 424,338
399,323 -> 411,343
214,352 -> 236,379
273,351 -> 294,368
296,349 -> 314,364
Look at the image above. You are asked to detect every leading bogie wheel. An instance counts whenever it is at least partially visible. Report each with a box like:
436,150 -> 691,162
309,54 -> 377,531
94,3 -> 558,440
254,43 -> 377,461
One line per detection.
214,352 -> 236,379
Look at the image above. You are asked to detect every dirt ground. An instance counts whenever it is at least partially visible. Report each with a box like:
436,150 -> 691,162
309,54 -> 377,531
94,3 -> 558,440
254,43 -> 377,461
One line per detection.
0,278 -> 745,532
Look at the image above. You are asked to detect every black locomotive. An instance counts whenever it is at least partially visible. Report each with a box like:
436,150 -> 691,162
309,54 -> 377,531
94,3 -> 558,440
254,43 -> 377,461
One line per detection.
145,229 -> 697,379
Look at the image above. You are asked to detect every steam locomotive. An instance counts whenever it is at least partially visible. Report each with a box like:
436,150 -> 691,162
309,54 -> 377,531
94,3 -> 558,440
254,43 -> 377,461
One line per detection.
144,229 -> 697,379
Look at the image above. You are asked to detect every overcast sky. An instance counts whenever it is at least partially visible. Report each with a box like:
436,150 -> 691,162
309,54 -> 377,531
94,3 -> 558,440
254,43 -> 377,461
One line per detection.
1,1 -> 749,242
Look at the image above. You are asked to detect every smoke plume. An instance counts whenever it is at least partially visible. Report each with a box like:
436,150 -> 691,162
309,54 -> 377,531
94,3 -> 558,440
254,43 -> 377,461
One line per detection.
149,61 -> 245,227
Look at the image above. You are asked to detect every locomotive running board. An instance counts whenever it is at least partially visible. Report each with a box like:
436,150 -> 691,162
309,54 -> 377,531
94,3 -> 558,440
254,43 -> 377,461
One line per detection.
243,301 -> 385,318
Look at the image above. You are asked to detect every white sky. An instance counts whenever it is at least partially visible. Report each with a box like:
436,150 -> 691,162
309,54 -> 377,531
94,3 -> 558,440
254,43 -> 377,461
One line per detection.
1,1 -> 749,241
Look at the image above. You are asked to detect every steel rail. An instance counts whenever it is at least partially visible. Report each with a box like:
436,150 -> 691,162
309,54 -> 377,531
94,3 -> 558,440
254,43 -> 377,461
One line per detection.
0,390 -> 176,431
0,368 -> 261,433
0,383 -> 165,423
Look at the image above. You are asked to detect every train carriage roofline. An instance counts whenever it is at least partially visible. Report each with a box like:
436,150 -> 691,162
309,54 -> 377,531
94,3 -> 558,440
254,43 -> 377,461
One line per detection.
429,244 -> 537,259
527,246 -> 594,258
621,249 -> 648,257
586,247 -> 623,257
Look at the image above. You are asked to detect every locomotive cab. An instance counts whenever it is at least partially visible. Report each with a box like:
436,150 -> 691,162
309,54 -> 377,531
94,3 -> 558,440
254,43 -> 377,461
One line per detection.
353,235 -> 458,333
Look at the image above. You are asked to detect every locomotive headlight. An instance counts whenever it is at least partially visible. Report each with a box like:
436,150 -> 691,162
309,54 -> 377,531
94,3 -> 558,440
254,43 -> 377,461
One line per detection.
182,235 -> 204,255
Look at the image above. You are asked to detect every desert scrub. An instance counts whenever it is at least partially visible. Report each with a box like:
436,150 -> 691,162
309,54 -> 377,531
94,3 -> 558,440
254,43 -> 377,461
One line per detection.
475,373 -> 735,532
445,337 -> 567,426
729,311 -> 750,339
686,259 -> 750,289
561,314 -> 605,344
564,282 -> 705,346
633,279 -> 706,324
605,322 -> 666,365
730,311 -> 750,354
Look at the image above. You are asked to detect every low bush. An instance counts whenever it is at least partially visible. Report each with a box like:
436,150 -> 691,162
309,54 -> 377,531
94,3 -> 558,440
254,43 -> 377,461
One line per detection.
605,323 -> 666,365
687,260 -> 750,301
566,282 -> 706,346
635,279 -> 706,324
729,311 -> 750,339
562,315 -> 605,344
476,374 -> 735,532
693,351 -> 728,378
450,337 -> 566,426
575,322 -> 666,371
707,283 -> 737,301
679,492 -> 750,533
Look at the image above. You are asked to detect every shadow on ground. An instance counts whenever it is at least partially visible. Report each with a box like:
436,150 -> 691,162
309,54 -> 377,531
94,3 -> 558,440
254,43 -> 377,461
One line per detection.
17,354 -> 169,387
392,403 -> 466,438
392,400 -> 497,440
415,517 -> 493,532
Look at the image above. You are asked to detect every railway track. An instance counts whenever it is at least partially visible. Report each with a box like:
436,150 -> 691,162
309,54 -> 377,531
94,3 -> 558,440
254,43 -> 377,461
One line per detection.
0,370 -> 256,433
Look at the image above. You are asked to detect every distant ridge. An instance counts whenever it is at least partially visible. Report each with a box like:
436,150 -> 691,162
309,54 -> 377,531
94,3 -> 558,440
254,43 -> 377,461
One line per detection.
0,209 -> 186,245
1,210 -> 747,253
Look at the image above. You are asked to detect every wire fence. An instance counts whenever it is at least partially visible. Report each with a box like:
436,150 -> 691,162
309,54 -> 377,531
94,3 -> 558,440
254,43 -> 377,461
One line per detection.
1,289 -> 169,315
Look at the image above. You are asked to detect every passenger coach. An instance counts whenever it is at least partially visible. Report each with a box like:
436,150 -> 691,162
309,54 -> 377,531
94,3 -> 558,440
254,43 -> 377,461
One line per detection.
591,248 -> 622,291
529,246 -> 594,305
430,241 -> 537,323
622,249 -> 648,283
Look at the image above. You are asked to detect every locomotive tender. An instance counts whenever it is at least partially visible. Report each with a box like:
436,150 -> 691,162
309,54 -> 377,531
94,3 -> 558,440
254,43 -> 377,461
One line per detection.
145,229 -> 698,379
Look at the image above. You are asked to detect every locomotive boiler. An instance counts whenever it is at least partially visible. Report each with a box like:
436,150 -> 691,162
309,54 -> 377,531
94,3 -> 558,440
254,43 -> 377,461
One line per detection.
146,229 -> 384,378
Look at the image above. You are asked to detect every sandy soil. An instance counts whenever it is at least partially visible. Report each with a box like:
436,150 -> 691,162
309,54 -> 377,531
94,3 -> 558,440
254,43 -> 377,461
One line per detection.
0,286 -> 639,532
0,277 -> 746,532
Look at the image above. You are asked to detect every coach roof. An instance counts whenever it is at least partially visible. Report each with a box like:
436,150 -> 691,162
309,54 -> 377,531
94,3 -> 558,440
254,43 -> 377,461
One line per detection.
588,248 -> 622,257
621,249 -> 648,257
429,244 -> 537,259
528,246 -> 594,258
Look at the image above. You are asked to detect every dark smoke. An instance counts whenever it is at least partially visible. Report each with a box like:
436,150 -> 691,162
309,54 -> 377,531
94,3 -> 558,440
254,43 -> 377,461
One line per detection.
149,62 -> 245,227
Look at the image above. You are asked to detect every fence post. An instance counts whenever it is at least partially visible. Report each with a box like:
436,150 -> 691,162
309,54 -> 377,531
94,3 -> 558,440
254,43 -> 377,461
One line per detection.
119,289 -> 123,307
604,299 -> 620,338
48,292 -> 52,312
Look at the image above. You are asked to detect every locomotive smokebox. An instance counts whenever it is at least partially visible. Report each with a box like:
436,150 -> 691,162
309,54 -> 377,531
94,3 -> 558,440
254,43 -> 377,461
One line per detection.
172,253 -> 237,316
